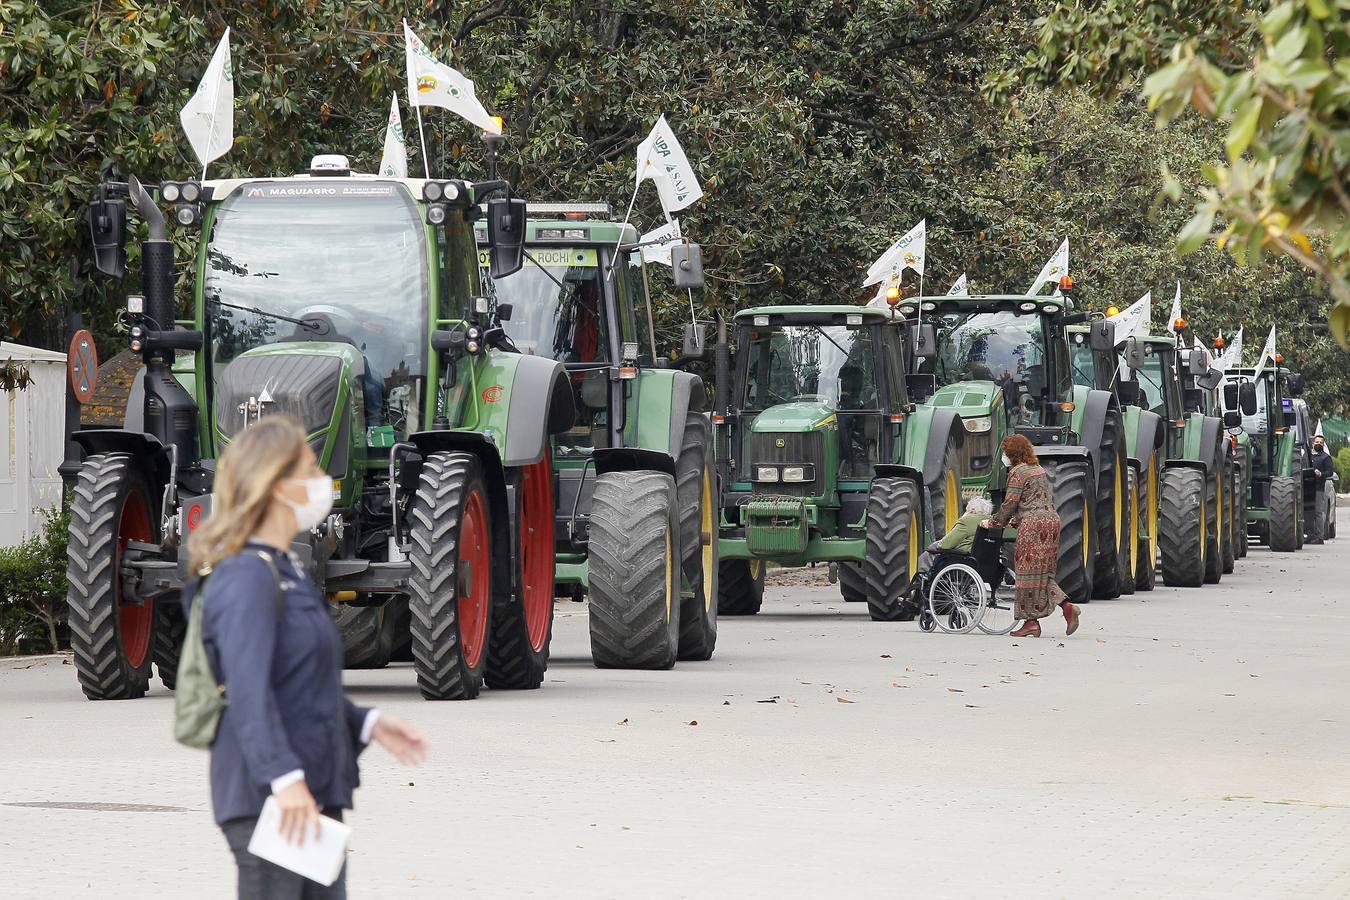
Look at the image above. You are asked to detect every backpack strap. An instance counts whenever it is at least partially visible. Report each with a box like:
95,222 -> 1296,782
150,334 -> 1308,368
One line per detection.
251,550 -> 286,619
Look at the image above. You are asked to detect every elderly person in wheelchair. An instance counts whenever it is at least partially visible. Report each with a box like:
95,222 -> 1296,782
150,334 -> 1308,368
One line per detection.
901,496 -> 993,610
901,496 -> 1018,634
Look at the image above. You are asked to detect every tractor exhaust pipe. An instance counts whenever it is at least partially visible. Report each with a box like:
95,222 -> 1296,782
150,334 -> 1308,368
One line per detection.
128,176 -> 174,349
714,314 -> 730,418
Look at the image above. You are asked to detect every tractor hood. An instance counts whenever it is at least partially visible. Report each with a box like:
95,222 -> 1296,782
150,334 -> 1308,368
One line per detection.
213,342 -> 364,477
927,381 -> 1000,417
750,400 -> 839,433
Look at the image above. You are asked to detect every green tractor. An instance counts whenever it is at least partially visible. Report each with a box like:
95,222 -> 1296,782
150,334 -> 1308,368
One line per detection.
712,305 -> 965,622
1222,364 -> 1315,551
68,156 -> 582,701
475,201 -> 718,668
901,293 -> 1134,604
1111,333 -> 1233,586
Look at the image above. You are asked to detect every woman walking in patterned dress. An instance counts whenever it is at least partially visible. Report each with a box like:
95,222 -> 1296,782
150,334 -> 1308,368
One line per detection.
982,434 -> 1081,638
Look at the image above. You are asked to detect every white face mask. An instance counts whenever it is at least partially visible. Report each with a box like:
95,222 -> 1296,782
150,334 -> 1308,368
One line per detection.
1001,453 -> 1012,468
279,476 -> 333,533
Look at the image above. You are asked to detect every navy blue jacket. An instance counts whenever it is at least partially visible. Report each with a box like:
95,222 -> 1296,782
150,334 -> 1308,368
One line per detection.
187,543 -> 369,825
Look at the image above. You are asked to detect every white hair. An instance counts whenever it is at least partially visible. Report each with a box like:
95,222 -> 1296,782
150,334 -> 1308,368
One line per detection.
966,496 -> 993,516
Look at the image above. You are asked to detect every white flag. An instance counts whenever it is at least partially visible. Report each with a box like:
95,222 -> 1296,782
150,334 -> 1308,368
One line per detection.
179,29 -> 234,169
1315,419 -> 1324,439
1252,325 -> 1277,380
1216,326 -> 1243,372
1026,238 -> 1069,295
946,273 -> 968,296
403,21 -> 501,134
864,219 -> 926,286
1167,281 -> 1184,334
379,94 -> 407,178
640,219 -> 682,266
636,115 -> 703,213
1107,291 -> 1151,344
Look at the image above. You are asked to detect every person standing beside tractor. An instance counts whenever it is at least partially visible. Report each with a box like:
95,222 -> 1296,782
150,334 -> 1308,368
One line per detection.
186,416 -> 428,898
983,435 -> 1082,639
1310,436 -> 1335,544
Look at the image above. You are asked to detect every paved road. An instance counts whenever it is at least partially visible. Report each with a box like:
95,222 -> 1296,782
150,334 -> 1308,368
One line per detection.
2,509 -> 1348,899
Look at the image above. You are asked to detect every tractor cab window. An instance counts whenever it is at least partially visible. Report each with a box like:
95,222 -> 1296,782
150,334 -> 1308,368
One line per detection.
484,248 -> 612,451
1069,337 -> 1096,390
1129,350 -> 1169,418
928,311 -> 1049,424
741,323 -> 881,479
204,185 -> 429,438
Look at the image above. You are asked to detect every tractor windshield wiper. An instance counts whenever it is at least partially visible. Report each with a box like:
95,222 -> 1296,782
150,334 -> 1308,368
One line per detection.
809,325 -> 851,359
206,297 -> 319,331
522,249 -> 567,291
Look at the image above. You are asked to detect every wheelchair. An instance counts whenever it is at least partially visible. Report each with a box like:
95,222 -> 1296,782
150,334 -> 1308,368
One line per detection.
916,526 -> 1018,635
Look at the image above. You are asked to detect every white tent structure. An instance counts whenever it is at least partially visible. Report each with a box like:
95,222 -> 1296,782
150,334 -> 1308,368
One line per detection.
1,342 -> 67,546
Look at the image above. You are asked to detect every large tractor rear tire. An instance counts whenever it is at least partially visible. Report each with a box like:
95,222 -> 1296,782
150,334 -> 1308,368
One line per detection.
1043,459 -> 1096,606
1135,456 -> 1158,592
407,452 -> 494,700
927,437 -> 962,542
1233,446 -> 1250,558
718,559 -> 765,615
1119,467 -> 1138,596
588,471 -> 681,669
675,414 -> 718,661
333,602 -> 397,669
863,477 -> 921,622
1221,466 -> 1236,573
153,595 -> 185,690
1160,467 -> 1207,587
838,562 -> 865,602
1204,468 -> 1224,584
486,456 -> 556,689
1092,417 -> 1128,600
67,453 -> 158,700
1269,475 -> 1301,552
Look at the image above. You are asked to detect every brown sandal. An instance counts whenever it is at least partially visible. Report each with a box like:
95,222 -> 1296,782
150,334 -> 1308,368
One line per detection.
1062,603 -> 1081,636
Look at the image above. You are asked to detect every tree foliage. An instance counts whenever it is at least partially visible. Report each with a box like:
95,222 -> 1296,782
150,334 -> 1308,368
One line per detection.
1,1 -> 1346,411
0,505 -> 71,655
1002,1 -> 1350,343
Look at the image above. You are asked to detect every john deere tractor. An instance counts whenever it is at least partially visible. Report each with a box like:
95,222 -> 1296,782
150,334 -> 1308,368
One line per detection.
475,201 -> 718,668
900,292 -> 1133,604
712,305 -> 965,622
68,156 -> 580,701
1222,364 -> 1315,551
1113,333 -> 1233,586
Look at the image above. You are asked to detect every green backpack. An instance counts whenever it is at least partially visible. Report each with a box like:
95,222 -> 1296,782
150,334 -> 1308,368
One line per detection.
174,551 -> 283,749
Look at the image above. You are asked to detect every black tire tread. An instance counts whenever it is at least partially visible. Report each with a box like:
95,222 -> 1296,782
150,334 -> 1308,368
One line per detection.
1092,415 -> 1126,600
1269,475 -> 1300,552
1160,467 -> 1206,586
675,413 -> 717,661
863,477 -> 920,622
1043,459 -> 1095,605
717,559 -> 764,615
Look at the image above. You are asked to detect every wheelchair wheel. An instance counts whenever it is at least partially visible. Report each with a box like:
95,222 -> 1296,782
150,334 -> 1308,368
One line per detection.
926,563 -> 985,634
918,611 -> 936,633
978,569 -> 1017,635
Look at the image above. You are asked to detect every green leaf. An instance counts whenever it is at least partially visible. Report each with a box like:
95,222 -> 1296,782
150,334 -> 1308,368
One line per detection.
1226,97 -> 1263,161
1176,209 -> 1216,256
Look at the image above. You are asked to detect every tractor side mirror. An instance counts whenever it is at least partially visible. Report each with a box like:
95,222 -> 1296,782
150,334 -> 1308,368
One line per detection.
1287,373 -> 1305,396
430,329 -> 465,353
1238,381 -> 1258,416
1223,410 -> 1243,428
485,197 -> 527,279
905,373 -> 936,404
1188,350 -> 1209,376
1089,320 -> 1115,351
1123,337 -> 1146,371
910,323 -> 937,359
1283,410 -> 1298,428
671,243 -> 705,290
1117,380 -> 1141,407
1223,382 -> 1239,409
682,323 -> 707,359
88,195 -> 128,279
1196,368 -> 1223,391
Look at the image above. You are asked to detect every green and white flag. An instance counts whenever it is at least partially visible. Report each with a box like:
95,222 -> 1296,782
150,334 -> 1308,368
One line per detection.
864,219 -> 925,287
640,219 -> 682,266
946,273 -> 968,296
1252,325 -> 1277,380
1108,291 -> 1151,344
179,29 -> 234,169
403,20 -> 501,134
636,115 -> 703,214
1026,237 -> 1068,295
379,94 -> 407,178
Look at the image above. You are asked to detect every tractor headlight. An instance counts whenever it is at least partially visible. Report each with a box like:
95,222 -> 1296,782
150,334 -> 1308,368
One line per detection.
755,466 -> 779,483
781,466 -> 810,483
1019,302 -> 1038,312
160,182 -> 181,202
963,416 -> 992,433
423,181 -> 444,202
174,205 -> 199,227
427,203 -> 448,225
180,181 -> 201,202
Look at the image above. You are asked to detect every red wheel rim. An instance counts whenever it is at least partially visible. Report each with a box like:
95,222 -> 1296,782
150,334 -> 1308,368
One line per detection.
116,490 -> 154,668
519,455 -> 555,651
458,489 -> 490,669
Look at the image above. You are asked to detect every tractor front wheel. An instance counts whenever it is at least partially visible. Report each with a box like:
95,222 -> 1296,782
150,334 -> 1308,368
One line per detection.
1268,475 -> 1301,552
1119,468 -> 1138,596
67,453 -> 159,700
863,477 -> 921,622
486,455 -> 556,689
1221,466 -> 1237,573
1044,459 -> 1096,606
333,601 -> 401,670
153,594 -> 185,690
1204,468 -> 1224,584
407,452 -> 494,700
1160,467 -> 1207,586
588,471 -> 681,669
1135,456 -> 1158,592
838,562 -> 865,603
717,559 -> 765,616
1092,419 -> 1128,600
675,413 -> 718,661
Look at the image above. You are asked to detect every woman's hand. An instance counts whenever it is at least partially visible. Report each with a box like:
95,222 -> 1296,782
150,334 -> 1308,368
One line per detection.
981,518 -> 994,528
275,780 -> 321,845
372,714 -> 429,766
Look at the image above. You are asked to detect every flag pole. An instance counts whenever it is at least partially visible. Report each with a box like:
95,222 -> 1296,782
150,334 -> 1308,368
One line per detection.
415,104 -> 431,179
609,177 -> 642,281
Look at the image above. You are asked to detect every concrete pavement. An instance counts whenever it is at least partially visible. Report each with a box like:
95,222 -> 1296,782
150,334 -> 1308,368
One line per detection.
1,508 -> 1348,898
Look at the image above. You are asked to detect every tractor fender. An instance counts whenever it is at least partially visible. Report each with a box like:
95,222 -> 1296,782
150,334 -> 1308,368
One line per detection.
1129,408 -> 1165,475
72,428 -> 171,487
666,371 -> 706,456
897,404 -> 963,485
500,355 -> 575,467
1163,457 -> 1206,475
593,446 -> 677,479
406,429 -> 512,600
624,368 -> 704,458
1198,415 -> 1225,473
1035,444 -> 1092,468
874,463 -> 923,483
1077,389 -> 1117,476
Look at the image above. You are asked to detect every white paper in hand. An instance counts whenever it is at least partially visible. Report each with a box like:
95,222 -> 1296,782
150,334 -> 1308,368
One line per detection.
247,797 -> 351,886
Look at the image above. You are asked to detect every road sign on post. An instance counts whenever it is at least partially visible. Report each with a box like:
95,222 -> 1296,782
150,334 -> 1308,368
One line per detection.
67,329 -> 98,404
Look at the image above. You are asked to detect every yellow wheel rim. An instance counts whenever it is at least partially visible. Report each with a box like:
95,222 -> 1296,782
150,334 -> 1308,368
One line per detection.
1147,457 -> 1159,565
908,511 -> 919,580
1082,499 -> 1090,568
750,559 -> 764,581
1129,475 -> 1139,577
1199,486 -> 1207,564
664,530 -> 674,621
700,467 -> 715,611
945,471 -> 959,531
1113,462 -> 1122,540
1215,474 -> 1223,559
